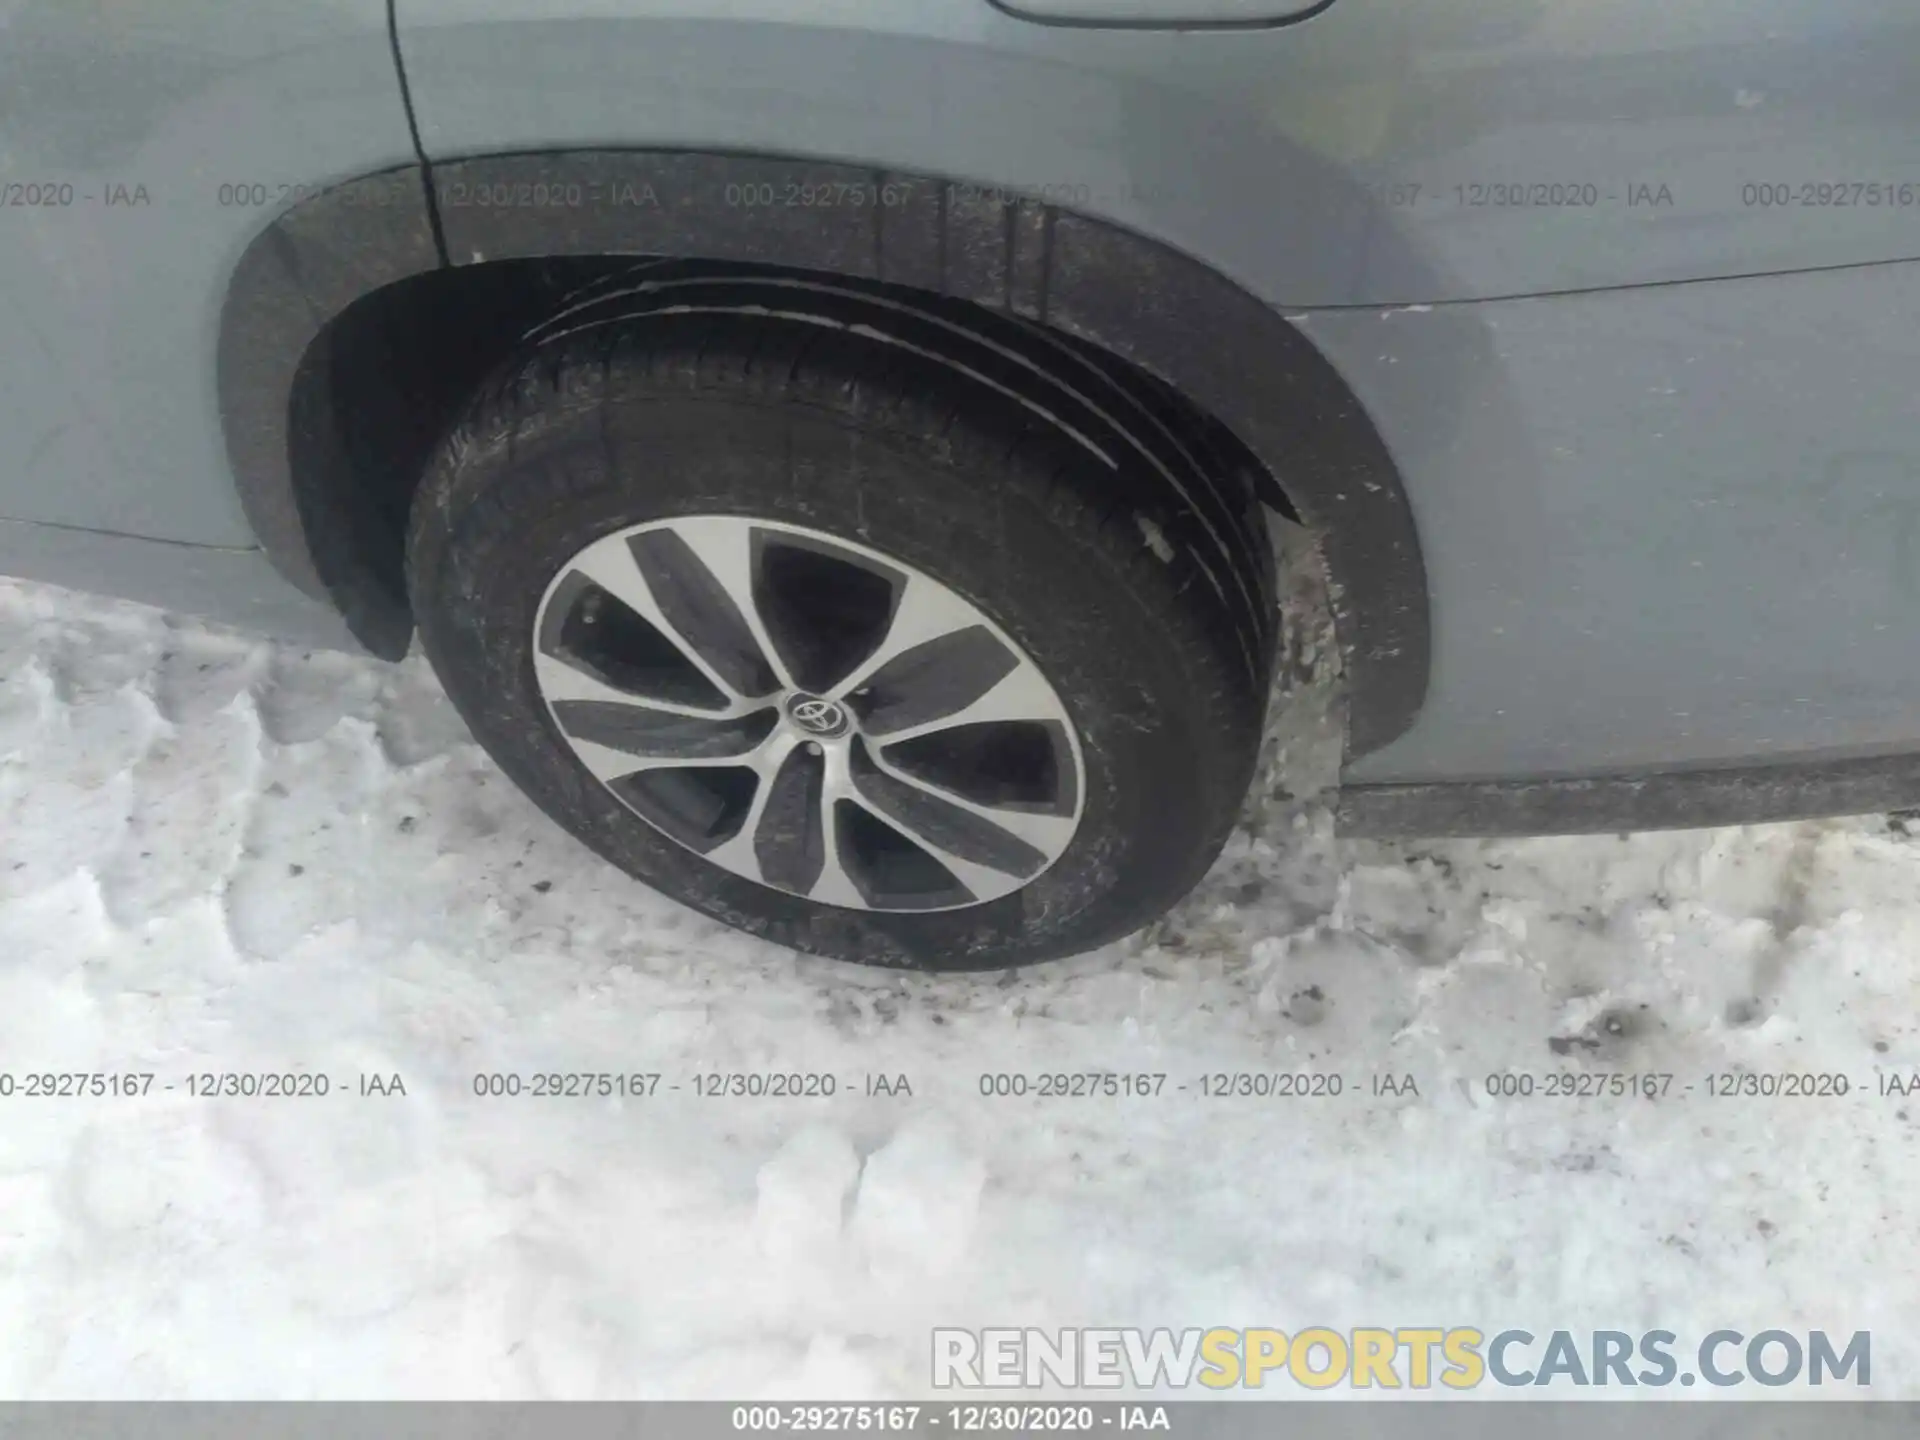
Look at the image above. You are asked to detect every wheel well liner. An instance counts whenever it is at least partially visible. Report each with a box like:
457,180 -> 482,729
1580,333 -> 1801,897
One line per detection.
216,149 -> 1428,757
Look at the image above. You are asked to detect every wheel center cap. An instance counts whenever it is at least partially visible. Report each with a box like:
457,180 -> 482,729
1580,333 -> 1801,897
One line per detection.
785,693 -> 851,739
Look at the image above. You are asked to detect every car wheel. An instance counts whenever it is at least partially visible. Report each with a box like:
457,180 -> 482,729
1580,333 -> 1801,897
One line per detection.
406,281 -> 1276,969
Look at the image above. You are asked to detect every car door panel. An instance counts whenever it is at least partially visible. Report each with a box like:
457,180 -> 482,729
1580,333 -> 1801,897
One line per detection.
1312,264 -> 1920,784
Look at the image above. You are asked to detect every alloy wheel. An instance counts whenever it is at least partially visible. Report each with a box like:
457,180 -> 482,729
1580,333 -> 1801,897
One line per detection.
530,516 -> 1084,912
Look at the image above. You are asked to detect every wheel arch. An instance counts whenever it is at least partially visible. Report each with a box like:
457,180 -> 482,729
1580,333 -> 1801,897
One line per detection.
216,148 -> 1429,758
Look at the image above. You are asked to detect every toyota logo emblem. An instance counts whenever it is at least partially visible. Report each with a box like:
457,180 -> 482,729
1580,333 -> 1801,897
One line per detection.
786,694 -> 851,738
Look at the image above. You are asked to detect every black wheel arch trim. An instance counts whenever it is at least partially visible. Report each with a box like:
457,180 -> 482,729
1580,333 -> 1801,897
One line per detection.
216,148 -> 1430,758
216,163 -> 442,655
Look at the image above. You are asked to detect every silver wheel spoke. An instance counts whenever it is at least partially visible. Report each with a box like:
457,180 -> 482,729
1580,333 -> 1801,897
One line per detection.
567,536 -> 751,704
831,573 -> 980,700
703,732 -> 804,883
846,787 -> 1025,900
664,515 -> 796,692
568,738 -> 755,783
534,651 -> 744,719
843,744 -> 1047,901
843,791 -> 1008,900
869,661 -> 1060,746
864,743 -> 1077,855
809,760 -> 869,909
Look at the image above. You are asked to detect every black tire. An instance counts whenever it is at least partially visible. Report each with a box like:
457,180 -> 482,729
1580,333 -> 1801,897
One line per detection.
407,281 -> 1276,969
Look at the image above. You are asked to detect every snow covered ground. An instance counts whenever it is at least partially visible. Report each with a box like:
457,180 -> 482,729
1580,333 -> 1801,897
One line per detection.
1,569 -> 1916,1399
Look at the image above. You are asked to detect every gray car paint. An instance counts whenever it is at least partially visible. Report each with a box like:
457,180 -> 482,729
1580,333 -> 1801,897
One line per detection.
4,0 -> 1920,803
1307,267 -> 1920,783
0,519 -> 356,651
0,0 -> 418,543
391,0 -> 1920,304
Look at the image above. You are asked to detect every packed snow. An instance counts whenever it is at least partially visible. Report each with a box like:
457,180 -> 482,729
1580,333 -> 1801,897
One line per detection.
1,562 -> 1916,1399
